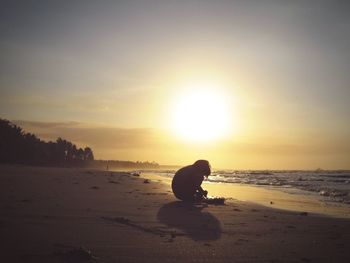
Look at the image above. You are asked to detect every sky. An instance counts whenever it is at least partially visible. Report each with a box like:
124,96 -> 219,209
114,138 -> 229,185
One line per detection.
1,0 -> 350,169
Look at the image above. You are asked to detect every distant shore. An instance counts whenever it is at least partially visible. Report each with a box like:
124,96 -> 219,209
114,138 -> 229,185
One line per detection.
1,164 -> 349,262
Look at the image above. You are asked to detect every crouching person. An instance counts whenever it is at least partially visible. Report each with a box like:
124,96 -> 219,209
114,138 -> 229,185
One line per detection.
171,160 -> 211,202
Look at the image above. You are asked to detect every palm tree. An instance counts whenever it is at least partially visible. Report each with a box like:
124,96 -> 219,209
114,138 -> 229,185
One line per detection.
84,147 -> 94,161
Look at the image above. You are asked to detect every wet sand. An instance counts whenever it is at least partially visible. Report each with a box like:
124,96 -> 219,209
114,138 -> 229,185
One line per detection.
0,165 -> 349,262
143,173 -> 350,219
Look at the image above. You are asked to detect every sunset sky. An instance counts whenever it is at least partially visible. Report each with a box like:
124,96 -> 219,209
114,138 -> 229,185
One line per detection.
1,1 -> 350,169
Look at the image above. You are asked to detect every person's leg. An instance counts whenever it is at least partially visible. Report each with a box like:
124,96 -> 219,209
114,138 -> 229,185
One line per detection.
173,187 -> 197,202
179,194 -> 196,202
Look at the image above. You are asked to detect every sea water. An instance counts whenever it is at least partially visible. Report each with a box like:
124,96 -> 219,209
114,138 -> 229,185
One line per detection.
139,169 -> 350,205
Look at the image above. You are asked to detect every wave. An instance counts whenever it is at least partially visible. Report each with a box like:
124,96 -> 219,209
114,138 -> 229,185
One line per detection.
147,169 -> 350,205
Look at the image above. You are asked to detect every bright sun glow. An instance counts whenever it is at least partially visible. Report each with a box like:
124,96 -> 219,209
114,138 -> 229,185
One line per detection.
172,85 -> 231,141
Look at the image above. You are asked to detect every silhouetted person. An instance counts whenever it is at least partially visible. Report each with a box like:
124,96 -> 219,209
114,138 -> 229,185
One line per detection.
172,160 -> 211,202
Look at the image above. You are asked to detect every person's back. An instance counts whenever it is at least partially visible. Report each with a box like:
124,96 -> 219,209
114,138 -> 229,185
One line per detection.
171,160 -> 211,202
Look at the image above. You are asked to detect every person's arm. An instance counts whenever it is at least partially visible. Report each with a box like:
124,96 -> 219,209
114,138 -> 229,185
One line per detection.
193,174 -> 208,197
197,185 -> 208,197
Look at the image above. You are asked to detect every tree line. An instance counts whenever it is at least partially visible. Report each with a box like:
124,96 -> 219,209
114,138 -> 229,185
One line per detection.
0,118 -> 94,166
0,118 -> 160,169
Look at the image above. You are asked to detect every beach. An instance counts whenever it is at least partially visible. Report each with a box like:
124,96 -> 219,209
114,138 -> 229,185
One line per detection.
1,165 -> 350,262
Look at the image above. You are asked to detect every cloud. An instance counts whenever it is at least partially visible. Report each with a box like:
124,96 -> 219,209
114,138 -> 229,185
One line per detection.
11,120 -> 350,168
14,120 -> 350,155
228,141 -> 350,156
13,120 -> 159,150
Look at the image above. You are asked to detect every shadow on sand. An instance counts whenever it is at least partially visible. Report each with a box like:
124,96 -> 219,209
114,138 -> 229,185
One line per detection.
157,201 -> 221,241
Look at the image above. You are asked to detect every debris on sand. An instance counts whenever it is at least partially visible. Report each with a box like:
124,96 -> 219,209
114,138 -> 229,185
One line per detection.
108,216 -> 131,224
21,246 -> 97,262
108,180 -> 119,184
90,186 -> 99,190
55,246 -> 97,262
132,173 -> 140,177
203,197 -> 225,205
143,179 -> 150,184
300,212 -> 308,216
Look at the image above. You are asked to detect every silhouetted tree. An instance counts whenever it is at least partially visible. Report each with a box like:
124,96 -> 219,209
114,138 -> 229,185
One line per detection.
0,118 -> 94,167
83,147 -> 94,161
77,148 -> 84,162
0,118 -> 159,169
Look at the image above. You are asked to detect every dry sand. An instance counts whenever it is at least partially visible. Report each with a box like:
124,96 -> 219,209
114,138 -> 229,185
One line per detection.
0,165 -> 349,262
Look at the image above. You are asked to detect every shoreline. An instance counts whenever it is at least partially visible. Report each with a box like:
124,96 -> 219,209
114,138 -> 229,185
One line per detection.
1,164 -> 350,262
141,172 -> 350,219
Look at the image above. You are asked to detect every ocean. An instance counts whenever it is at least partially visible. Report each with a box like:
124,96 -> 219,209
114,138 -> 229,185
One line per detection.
139,169 -> 350,205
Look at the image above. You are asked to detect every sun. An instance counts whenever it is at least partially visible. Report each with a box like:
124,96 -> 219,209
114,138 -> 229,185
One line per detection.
172,86 -> 231,141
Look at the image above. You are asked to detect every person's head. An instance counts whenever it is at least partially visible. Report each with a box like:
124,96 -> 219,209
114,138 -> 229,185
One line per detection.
193,160 -> 211,176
